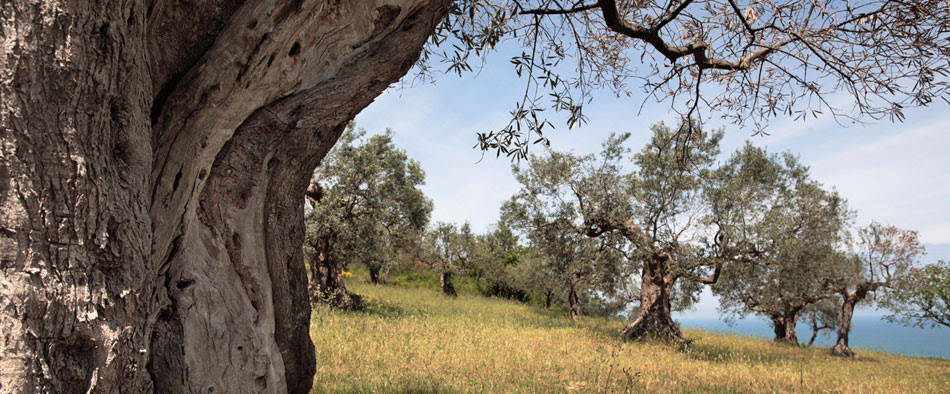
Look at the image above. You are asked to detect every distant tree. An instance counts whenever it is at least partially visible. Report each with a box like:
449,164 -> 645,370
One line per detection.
508,250 -> 563,309
880,259 -> 950,329
422,222 -> 479,296
468,223 -> 531,301
828,223 -> 925,357
502,192 -> 622,319
306,126 -> 432,308
712,146 -> 851,345
505,121 -> 763,342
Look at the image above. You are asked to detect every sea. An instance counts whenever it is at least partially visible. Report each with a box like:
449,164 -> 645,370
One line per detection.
677,315 -> 950,359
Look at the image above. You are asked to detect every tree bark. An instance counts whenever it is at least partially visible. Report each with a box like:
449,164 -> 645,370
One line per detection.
771,313 -> 801,345
568,275 -> 581,321
831,290 -> 868,358
368,262 -> 389,284
807,328 -> 819,347
306,240 -> 361,310
806,320 -> 831,347
0,1 -> 449,392
369,265 -> 382,284
379,263 -> 391,284
621,255 -> 686,346
440,269 -> 457,297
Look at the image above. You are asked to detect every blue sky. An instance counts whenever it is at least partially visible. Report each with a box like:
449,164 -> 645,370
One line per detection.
354,49 -> 950,319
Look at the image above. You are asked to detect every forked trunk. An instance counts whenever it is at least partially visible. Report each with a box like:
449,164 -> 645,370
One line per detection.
621,257 -> 686,346
807,330 -> 819,347
440,270 -> 457,297
545,290 -> 554,309
0,1 -> 449,392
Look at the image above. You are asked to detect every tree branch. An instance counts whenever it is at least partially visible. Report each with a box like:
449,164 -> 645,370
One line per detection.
520,1 -> 601,15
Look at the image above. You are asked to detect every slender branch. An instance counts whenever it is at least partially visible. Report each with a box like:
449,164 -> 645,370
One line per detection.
520,2 -> 601,15
727,0 -> 756,41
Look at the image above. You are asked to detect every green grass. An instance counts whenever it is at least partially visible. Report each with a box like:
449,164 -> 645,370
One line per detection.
311,270 -> 949,393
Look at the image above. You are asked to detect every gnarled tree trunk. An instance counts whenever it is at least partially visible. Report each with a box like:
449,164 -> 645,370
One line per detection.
304,184 -> 360,310
621,255 -> 686,346
771,312 -> 801,345
0,1 -> 449,392
305,239 -> 361,310
831,296 -> 857,357
368,262 -> 390,284
831,288 -> 869,358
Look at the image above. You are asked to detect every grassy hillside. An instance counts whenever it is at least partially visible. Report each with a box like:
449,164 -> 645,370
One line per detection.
310,270 -> 949,393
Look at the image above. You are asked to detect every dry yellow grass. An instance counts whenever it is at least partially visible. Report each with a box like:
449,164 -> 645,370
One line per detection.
310,272 -> 949,393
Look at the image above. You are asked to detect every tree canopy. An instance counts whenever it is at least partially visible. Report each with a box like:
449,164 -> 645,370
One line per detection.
881,259 -> 950,329
428,0 -> 950,157
306,125 -> 433,306
711,144 -> 852,344
503,120 -> 774,343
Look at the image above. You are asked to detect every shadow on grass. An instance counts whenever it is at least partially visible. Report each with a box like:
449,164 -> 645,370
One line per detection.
342,296 -> 430,320
312,377 -> 454,394
684,338 -> 882,366
686,341 -> 800,365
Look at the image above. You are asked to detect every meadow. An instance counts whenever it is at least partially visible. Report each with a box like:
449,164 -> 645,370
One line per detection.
310,269 -> 950,393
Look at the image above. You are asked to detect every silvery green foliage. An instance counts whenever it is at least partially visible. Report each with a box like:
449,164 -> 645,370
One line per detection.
881,260 -> 950,329
306,125 -> 432,275
710,144 -> 852,326
504,120 -> 735,316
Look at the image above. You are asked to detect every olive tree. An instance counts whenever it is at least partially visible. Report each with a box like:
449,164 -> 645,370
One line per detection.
0,1 -> 449,391
305,126 -> 432,308
712,146 -> 851,345
420,222 -> 479,296
880,259 -> 950,329
802,299 -> 841,347
467,223 -> 531,300
828,223 -> 925,357
502,190 -> 626,319
505,121 -> 763,343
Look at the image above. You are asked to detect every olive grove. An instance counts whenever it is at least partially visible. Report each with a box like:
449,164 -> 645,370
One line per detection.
2,0 -> 947,391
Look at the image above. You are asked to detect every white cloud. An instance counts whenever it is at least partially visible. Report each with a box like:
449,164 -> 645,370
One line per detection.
806,121 -> 950,243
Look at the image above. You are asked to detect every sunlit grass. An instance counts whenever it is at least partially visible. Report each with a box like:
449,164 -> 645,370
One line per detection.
311,269 -> 949,393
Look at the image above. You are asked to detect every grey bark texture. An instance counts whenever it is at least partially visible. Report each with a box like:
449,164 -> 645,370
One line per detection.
831,287 -> 871,358
621,255 -> 686,347
0,1 -> 449,392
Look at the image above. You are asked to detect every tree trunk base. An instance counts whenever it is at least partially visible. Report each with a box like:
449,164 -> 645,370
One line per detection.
831,343 -> 855,358
313,288 -> 363,311
621,313 -> 688,349
441,282 -> 457,297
